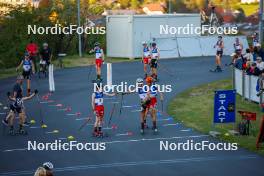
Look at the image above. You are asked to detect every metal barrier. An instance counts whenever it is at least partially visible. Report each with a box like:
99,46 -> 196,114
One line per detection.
233,67 -> 263,105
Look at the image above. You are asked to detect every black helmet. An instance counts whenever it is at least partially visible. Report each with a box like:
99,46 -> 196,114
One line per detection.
152,42 -> 156,47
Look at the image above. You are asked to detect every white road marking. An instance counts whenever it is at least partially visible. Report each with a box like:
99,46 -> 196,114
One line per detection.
163,123 -> 180,126
131,109 -> 141,112
157,118 -> 172,121
1,135 -> 209,153
0,155 -> 259,175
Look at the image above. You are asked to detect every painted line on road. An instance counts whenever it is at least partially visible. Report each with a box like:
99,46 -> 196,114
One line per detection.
104,135 -> 209,144
0,155 -> 259,176
1,135 -> 208,153
163,123 -> 180,126
157,118 -> 173,122
131,109 -> 141,112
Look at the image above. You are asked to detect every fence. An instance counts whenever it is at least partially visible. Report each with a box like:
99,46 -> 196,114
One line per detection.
233,67 -> 263,105
155,35 -> 249,59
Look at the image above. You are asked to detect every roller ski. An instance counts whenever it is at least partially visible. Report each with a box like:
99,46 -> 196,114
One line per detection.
8,127 -> 15,136
210,66 -> 222,72
140,129 -> 144,135
92,131 -> 108,138
18,126 -> 28,135
152,127 -> 158,135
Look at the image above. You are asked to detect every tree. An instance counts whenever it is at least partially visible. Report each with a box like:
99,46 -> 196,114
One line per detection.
131,0 -> 140,9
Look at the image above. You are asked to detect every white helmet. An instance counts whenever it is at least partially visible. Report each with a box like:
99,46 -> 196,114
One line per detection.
43,162 -> 54,170
142,41 -> 147,45
136,78 -> 143,83
43,43 -> 48,47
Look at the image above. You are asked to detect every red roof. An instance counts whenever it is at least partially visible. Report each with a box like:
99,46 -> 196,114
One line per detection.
144,3 -> 164,12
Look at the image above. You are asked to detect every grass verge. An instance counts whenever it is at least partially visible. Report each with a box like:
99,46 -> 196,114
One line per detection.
0,55 -> 138,79
168,79 -> 264,155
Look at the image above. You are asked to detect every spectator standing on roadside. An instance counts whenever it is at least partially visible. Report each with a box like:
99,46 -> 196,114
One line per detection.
252,32 -> 259,47
244,48 -> 254,62
256,57 -> 264,71
26,40 -> 38,71
247,62 -> 261,76
256,43 -> 264,60
253,46 -> 259,61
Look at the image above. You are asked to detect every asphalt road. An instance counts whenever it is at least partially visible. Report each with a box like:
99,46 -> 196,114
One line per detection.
0,56 -> 264,176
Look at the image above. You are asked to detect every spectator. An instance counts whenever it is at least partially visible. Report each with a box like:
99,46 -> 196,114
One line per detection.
26,40 -> 38,70
243,48 -> 254,62
253,46 -> 258,61
256,70 -> 264,97
40,43 -> 52,66
247,62 -> 261,76
234,54 -> 243,70
256,57 -> 264,71
256,43 -> 264,60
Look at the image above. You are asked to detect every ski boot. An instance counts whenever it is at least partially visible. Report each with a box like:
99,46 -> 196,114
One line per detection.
140,129 -> 144,135
9,127 -> 15,136
18,126 -> 27,135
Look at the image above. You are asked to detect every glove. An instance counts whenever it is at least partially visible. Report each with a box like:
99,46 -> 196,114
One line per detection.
7,92 -> 11,96
34,89 -> 38,94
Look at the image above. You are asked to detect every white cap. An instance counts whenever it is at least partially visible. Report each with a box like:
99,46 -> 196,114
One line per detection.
136,78 -> 143,83
43,162 -> 54,170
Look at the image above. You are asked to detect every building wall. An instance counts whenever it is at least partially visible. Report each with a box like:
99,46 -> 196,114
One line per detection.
106,15 -> 133,58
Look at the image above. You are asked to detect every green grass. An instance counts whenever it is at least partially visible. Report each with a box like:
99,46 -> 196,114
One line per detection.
0,54 -> 137,79
168,79 -> 264,155
239,3 -> 259,16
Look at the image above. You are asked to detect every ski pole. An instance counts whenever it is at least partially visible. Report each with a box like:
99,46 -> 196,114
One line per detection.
78,117 -> 92,131
118,93 -> 124,118
107,103 -> 116,127
157,63 -> 174,77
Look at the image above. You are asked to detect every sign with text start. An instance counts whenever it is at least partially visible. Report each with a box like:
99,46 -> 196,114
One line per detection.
214,90 -> 236,123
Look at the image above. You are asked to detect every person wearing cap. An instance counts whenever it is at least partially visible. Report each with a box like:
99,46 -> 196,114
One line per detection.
150,42 -> 160,80
16,52 -> 35,96
213,36 -> 224,72
256,57 -> 264,71
136,77 -> 151,134
91,81 -> 115,137
39,43 -> 52,77
145,76 -> 163,134
89,42 -> 105,81
142,41 -> 151,79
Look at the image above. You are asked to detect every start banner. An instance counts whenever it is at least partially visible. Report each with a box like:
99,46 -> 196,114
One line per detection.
214,90 -> 236,123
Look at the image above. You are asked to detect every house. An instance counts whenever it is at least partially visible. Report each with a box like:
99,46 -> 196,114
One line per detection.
0,0 -> 40,15
142,3 -> 165,15
241,0 -> 259,4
